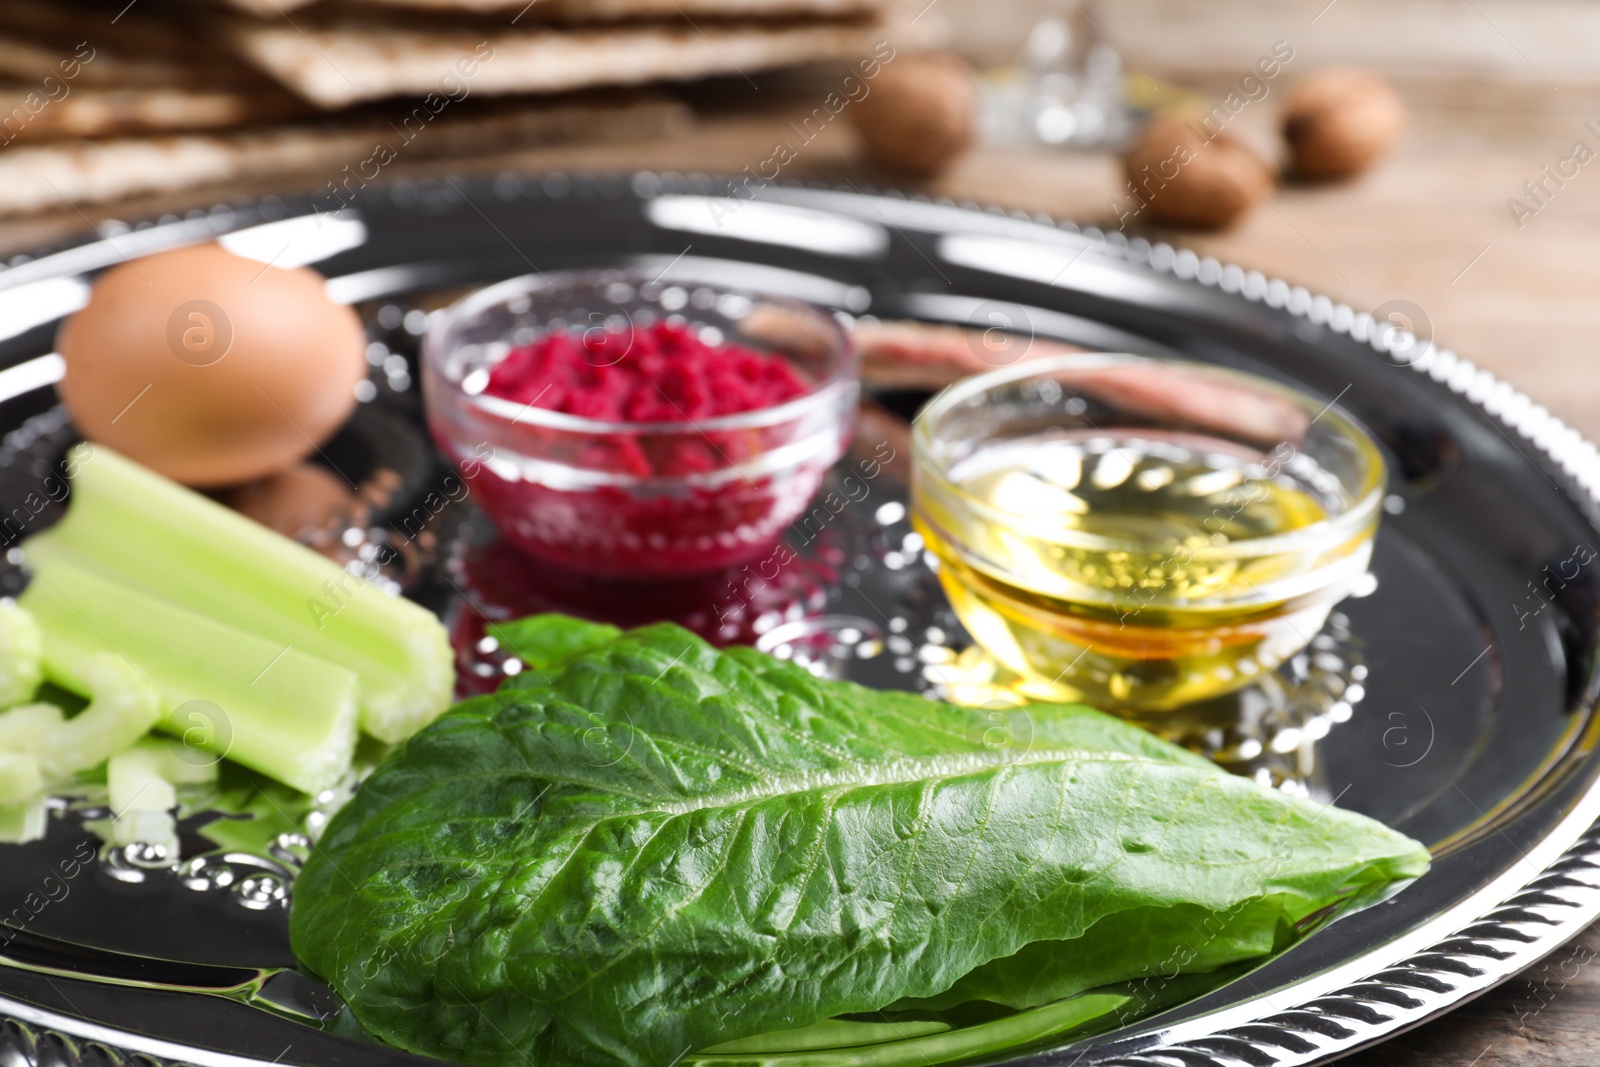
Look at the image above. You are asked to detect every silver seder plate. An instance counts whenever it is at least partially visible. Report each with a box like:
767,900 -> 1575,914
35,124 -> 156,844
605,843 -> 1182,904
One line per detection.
0,173 -> 1595,1067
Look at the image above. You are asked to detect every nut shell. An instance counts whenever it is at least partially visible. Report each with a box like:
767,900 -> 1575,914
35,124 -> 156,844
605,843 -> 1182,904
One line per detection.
1121,117 -> 1274,230
1283,68 -> 1406,181
849,53 -> 976,178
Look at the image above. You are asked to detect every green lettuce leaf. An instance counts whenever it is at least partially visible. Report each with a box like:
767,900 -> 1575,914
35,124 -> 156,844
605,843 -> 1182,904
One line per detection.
289,619 -> 1428,1067
488,614 -> 622,676
888,898 -> 1291,1013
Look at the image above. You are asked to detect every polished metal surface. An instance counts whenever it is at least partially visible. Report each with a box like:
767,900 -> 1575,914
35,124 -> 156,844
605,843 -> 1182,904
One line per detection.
0,173 -> 1595,1067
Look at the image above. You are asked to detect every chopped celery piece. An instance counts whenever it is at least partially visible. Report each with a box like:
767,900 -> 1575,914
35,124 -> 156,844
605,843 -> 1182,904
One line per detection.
108,746 -> 181,854
130,737 -> 220,786
0,751 -> 41,803
21,560 -> 358,794
0,702 -> 62,751
36,653 -> 159,780
0,599 -> 41,707
0,793 -> 46,843
108,746 -> 177,815
111,807 -> 178,854
108,748 -> 180,857
27,444 -> 453,743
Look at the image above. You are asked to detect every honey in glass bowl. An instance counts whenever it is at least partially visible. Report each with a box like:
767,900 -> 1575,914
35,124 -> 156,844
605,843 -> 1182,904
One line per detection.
911,354 -> 1385,713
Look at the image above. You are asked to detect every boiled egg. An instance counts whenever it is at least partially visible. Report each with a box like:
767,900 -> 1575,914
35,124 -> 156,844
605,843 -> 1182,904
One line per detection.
57,243 -> 367,487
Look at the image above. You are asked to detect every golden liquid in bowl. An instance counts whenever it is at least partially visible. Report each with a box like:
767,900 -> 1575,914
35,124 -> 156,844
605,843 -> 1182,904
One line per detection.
916,430 -> 1368,711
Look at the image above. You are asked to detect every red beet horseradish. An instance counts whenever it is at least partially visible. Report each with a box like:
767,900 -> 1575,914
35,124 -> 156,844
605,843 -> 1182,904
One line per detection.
423,273 -> 859,580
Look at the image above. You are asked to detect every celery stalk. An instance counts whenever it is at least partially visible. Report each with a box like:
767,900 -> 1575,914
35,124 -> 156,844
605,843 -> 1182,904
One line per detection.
108,747 -> 177,814
21,559 -> 358,794
111,809 -> 177,853
26,445 -> 453,743
108,747 -> 180,853
131,737 -> 220,786
0,794 -> 46,843
0,751 -> 41,803
0,702 -> 62,751
0,599 -> 41,707
36,653 -> 160,780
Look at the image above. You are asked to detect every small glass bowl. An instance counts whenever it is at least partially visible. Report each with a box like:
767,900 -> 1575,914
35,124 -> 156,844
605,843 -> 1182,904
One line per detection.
423,270 -> 859,580
912,354 -> 1386,712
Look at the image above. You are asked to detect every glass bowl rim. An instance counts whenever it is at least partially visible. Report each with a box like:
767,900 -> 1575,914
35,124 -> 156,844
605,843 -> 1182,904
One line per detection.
422,269 -> 859,435
911,352 -> 1388,562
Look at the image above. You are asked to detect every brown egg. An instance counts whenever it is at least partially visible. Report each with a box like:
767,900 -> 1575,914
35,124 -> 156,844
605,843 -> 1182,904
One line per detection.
57,243 -> 367,487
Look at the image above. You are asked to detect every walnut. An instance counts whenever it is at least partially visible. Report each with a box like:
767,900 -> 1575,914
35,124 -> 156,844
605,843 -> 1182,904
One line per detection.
849,53 -> 976,178
1120,117 -> 1274,230
1283,68 -> 1406,181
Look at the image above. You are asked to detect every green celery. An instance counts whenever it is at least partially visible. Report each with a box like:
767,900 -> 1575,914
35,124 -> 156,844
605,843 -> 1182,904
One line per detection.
110,808 -> 177,852
0,751 -> 41,803
24,444 -> 453,743
0,599 -> 41,707
108,746 -> 176,814
36,653 -> 160,780
130,737 -> 220,786
21,558 -> 358,794
0,794 -> 45,843
0,702 -> 61,751
108,745 -> 179,852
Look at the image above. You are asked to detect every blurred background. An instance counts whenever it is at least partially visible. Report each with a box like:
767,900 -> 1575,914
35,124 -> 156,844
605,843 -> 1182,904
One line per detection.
2,0 -> 1594,448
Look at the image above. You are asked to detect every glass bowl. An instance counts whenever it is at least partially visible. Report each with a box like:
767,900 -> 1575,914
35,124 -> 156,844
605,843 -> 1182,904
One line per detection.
911,353 -> 1386,713
423,270 -> 859,580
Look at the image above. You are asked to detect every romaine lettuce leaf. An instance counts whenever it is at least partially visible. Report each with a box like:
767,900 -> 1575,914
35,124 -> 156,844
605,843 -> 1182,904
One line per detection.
488,614 -> 622,675
290,618 -> 1428,1067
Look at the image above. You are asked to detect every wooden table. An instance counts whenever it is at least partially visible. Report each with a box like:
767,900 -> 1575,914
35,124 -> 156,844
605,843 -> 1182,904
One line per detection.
2,55 -> 1597,1065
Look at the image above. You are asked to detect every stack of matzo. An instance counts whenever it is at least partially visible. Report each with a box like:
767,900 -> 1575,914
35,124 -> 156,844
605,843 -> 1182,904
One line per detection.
0,0 -> 928,216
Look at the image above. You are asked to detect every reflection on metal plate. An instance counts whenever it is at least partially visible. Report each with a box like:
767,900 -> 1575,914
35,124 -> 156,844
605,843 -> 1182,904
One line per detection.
647,196 -> 888,258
